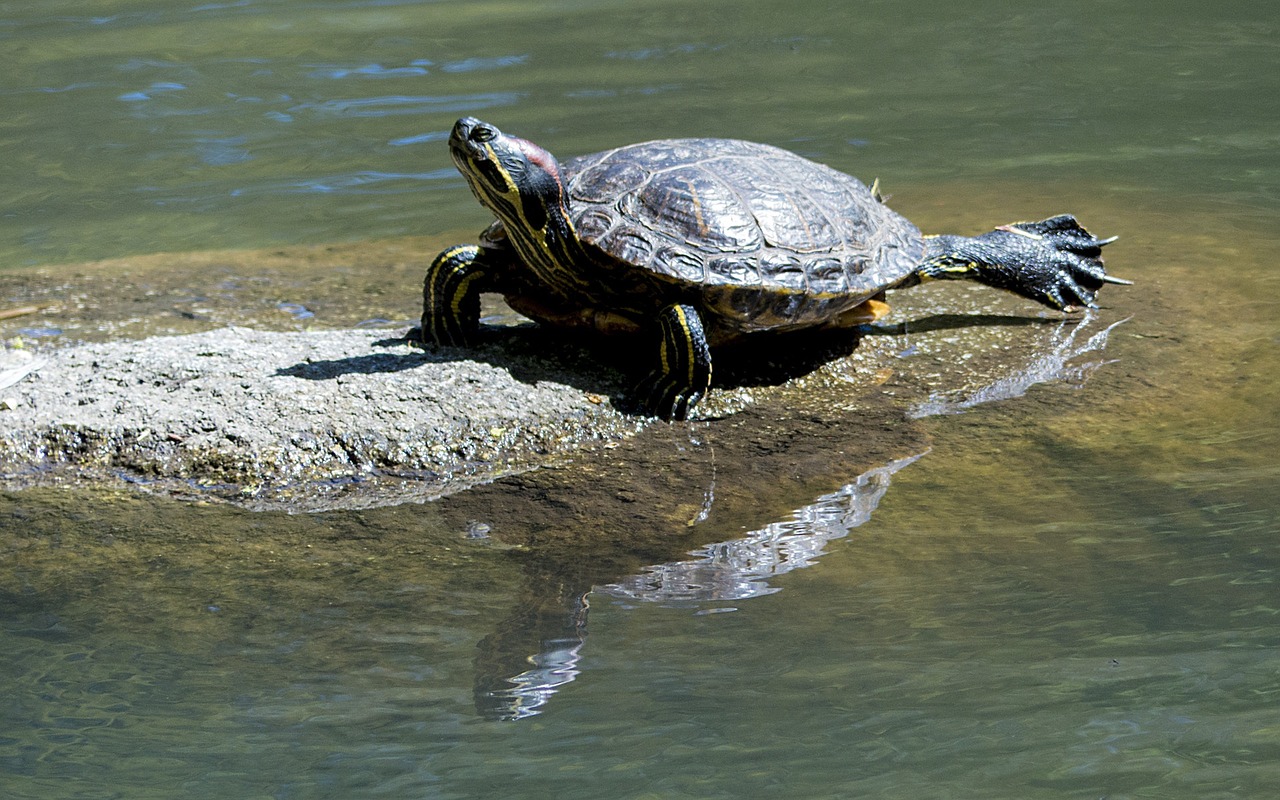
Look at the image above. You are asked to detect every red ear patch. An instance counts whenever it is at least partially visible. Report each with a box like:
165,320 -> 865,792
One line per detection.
512,137 -> 564,186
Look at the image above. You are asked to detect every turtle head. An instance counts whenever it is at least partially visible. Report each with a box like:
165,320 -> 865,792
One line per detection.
449,118 -> 569,237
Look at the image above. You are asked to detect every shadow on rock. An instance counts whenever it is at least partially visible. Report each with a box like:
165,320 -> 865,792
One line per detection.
275,348 -> 431,380
276,325 -> 630,400
268,322 -> 867,412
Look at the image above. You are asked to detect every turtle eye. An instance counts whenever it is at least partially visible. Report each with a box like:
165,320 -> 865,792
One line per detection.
471,124 -> 497,143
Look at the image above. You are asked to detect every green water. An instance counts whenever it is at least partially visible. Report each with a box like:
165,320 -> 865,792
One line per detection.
3,1 -> 1280,798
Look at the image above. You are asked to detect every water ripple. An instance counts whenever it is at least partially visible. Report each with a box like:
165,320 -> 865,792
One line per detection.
228,169 -> 457,197
0,83 -> 106,96
307,55 -> 527,81
440,55 -> 529,73
191,0 -> 255,12
291,92 -> 521,118
195,137 -> 253,167
605,43 -> 726,60
388,131 -> 450,147
308,62 -> 432,81
118,82 -> 188,102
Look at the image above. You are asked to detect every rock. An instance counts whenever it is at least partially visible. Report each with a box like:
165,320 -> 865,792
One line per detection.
0,327 -> 640,510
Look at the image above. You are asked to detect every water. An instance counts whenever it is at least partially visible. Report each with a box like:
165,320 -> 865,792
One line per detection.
3,0 -> 1280,797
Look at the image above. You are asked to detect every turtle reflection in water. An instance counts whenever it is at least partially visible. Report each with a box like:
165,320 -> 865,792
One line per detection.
422,117 -> 1129,420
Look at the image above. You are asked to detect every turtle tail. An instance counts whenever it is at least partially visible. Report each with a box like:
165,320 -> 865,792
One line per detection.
912,214 -> 1130,311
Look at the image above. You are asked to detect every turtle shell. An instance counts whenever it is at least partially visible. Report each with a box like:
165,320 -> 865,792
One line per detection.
563,139 -> 925,308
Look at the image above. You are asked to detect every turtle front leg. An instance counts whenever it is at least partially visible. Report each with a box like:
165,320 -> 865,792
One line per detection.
912,215 -> 1130,311
635,303 -> 713,421
422,244 -> 496,346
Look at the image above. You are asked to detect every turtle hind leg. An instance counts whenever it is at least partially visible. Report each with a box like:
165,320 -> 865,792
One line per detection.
635,303 -> 712,421
914,214 -> 1130,311
422,245 -> 495,346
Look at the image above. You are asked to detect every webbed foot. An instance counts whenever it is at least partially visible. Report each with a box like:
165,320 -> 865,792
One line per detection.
992,215 -> 1129,310
920,215 -> 1130,311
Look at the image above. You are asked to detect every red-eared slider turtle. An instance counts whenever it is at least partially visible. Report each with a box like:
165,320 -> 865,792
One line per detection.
423,117 -> 1128,420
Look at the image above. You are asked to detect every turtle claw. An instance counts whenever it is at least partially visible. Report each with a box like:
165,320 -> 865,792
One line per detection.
984,215 -> 1127,311
634,372 -> 702,421
1051,269 -> 1107,313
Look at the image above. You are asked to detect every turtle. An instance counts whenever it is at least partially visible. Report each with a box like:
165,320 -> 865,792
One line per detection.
422,117 -> 1128,420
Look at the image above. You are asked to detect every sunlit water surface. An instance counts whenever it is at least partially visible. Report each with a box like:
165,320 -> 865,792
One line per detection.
3,1 -> 1279,798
